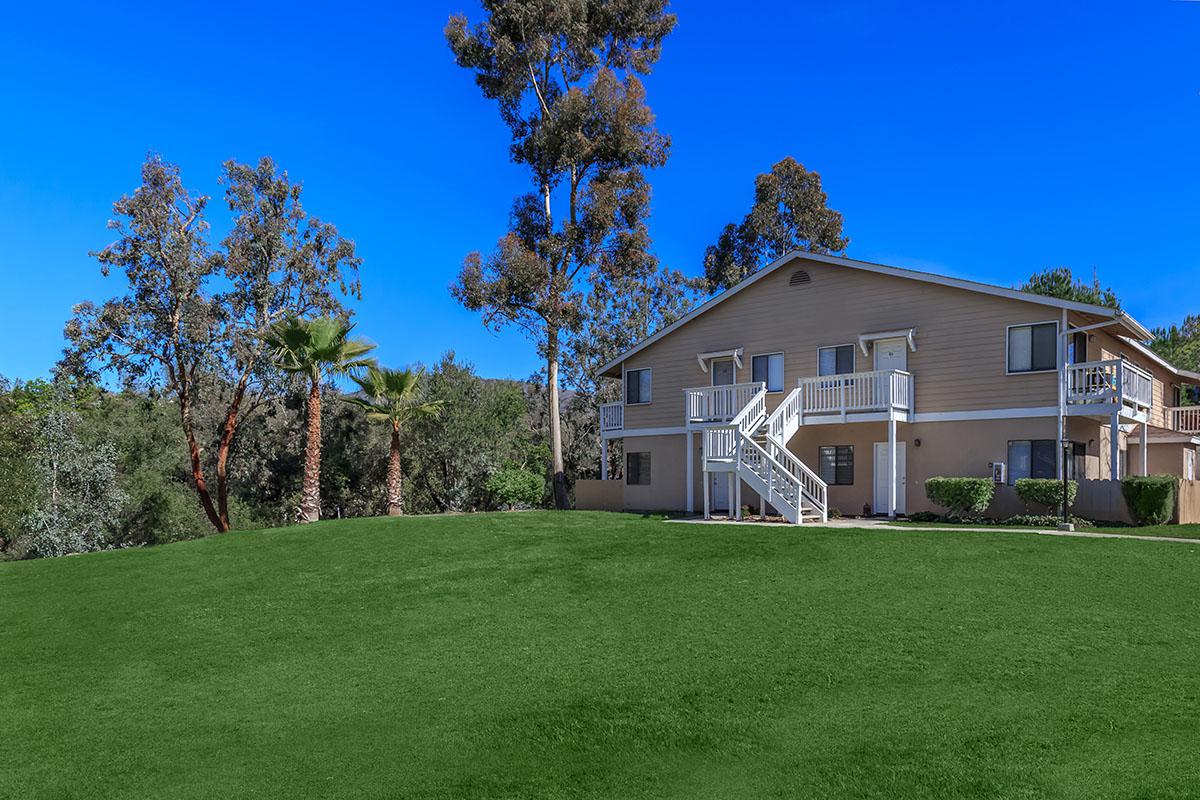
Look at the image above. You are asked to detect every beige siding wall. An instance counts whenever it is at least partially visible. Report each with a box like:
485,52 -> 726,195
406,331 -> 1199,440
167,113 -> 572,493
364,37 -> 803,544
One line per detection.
620,258 -> 1063,432
621,435 -> 689,512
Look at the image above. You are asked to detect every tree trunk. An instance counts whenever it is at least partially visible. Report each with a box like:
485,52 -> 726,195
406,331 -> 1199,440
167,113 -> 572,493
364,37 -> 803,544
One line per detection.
215,374 -> 249,530
387,420 -> 403,516
299,375 -> 322,524
178,385 -> 226,532
547,326 -> 569,509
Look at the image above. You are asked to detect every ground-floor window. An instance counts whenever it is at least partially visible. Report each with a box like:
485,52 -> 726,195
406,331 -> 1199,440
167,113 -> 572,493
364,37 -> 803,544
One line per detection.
1007,439 -> 1066,483
818,445 -> 854,485
626,452 -> 651,485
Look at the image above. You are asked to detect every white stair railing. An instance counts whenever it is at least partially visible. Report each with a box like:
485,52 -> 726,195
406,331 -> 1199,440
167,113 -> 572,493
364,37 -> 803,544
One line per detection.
762,386 -> 828,522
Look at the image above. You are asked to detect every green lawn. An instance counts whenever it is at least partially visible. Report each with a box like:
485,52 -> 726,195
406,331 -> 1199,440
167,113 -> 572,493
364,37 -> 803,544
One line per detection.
4,512 -> 1200,799
884,520 -> 1200,539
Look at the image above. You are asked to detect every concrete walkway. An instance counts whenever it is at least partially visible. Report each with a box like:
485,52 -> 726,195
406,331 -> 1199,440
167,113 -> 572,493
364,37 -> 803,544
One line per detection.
665,515 -> 1200,545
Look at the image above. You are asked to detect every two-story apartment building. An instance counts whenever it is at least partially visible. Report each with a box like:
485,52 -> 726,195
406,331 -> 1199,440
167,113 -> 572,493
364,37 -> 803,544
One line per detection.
594,252 -> 1200,523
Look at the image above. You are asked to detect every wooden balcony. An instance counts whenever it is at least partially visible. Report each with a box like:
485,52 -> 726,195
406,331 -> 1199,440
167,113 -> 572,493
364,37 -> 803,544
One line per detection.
684,382 -> 765,425
1065,359 -> 1152,419
1169,406 -> 1200,435
599,402 -> 624,433
794,370 -> 913,422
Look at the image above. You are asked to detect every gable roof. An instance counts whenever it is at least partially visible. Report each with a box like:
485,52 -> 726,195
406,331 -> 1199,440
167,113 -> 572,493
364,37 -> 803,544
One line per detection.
598,251 -> 1155,377
1117,335 -> 1200,383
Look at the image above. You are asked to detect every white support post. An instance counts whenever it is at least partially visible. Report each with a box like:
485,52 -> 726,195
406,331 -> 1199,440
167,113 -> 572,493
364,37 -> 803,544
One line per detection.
759,494 -> 766,520
727,473 -> 735,520
1140,421 -> 1149,476
1110,411 -> 1121,480
600,438 -> 609,481
888,415 -> 898,518
1058,309 -> 1068,479
685,431 -> 694,514
735,475 -> 742,521
702,433 -> 710,520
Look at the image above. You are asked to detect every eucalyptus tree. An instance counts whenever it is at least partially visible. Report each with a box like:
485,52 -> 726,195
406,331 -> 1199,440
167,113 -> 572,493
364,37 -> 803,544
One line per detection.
446,0 -> 677,508
262,317 -> 375,523
214,157 -> 362,529
64,154 -> 227,530
64,154 -> 363,534
704,157 -> 849,291
346,366 -> 442,516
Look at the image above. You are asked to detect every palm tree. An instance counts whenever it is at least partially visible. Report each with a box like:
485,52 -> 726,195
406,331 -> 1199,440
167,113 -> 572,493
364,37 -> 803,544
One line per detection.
263,317 -> 376,523
346,366 -> 442,516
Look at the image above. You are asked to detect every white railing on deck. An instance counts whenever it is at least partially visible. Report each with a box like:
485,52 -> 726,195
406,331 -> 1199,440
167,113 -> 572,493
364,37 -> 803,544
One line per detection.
701,385 -> 767,461
685,382 -> 764,423
1170,406 -> 1200,434
599,402 -> 624,432
1066,359 -> 1152,412
795,370 -> 913,418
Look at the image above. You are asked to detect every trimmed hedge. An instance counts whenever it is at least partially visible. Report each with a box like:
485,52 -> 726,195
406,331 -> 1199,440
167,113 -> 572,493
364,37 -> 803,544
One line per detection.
925,477 -> 994,518
1121,475 -> 1178,526
1015,478 -> 1077,512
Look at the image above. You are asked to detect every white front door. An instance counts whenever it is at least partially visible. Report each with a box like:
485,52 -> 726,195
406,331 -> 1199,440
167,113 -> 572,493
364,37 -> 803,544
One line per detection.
710,472 -> 730,511
873,442 -> 907,515
711,358 -> 736,386
874,337 -> 908,372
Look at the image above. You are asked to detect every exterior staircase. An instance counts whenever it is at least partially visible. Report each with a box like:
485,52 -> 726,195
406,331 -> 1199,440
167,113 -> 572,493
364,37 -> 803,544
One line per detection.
701,384 -> 828,524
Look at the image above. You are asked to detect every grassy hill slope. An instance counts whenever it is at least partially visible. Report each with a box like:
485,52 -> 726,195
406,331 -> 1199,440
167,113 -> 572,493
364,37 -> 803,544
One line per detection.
4,512 -> 1200,799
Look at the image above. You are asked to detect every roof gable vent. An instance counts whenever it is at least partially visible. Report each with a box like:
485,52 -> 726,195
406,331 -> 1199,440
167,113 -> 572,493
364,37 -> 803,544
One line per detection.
789,269 -> 812,286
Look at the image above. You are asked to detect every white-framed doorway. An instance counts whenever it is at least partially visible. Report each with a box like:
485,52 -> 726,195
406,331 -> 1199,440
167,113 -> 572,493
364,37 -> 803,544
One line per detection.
873,441 -> 907,515
873,337 -> 908,372
709,472 -> 730,511
711,358 -> 736,386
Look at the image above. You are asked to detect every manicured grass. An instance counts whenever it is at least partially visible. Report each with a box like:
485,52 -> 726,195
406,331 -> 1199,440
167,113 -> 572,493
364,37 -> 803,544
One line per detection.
4,512 -> 1200,799
885,520 -> 1200,539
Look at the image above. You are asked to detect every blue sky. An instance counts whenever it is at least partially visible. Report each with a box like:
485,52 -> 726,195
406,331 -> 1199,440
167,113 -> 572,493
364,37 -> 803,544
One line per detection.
1,0 -> 1198,382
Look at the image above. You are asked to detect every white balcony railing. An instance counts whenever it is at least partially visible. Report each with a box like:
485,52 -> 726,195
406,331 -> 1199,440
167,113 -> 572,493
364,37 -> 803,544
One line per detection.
1066,359 -> 1152,414
795,370 -> 913,418
1169,406 -> 1200,435
685,382 -> 764,424
600,402 -> 624,433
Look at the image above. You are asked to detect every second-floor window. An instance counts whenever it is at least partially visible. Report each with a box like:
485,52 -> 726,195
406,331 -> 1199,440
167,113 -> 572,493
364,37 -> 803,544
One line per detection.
818,345 -> 855,376
625,368 -> 651,405
752,353 -> 784,392
1008,322 -> 1057,373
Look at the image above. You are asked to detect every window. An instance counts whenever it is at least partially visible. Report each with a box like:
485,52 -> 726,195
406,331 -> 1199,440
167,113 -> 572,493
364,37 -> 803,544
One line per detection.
626,452 -> 650,485
818,345 -> 855,376
1008,322 -> 1058,373
1007,439 -> 1058,483
625,368 -> 651,404
752,353 -> 784,392
818,445 -> 854,485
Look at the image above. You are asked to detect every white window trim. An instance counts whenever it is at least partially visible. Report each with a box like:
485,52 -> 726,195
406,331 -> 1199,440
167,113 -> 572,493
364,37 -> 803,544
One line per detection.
710,357 -> 737,387
749,351 -> 785,393
817,343 -> 857,376
623,366 -> 652,405
1005,320 -> 1060,376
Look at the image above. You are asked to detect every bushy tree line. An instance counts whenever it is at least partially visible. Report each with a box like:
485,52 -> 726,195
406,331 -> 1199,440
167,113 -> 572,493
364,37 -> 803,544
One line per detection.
0,352 -> 573,559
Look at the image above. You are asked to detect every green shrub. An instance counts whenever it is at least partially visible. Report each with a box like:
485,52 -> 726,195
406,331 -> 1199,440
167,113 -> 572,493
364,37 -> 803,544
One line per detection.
925,477 -> 994,519
1121,475 -> 1178,526
486,467 -> 545,510
908,511 -> 942,523
1015,478 -> 1077,512
1002,514 -> 1093,528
